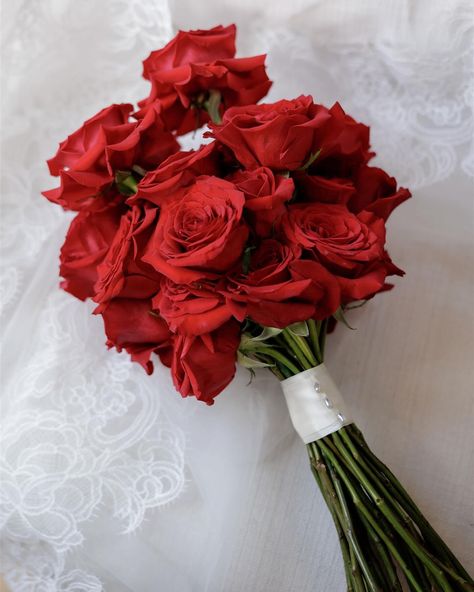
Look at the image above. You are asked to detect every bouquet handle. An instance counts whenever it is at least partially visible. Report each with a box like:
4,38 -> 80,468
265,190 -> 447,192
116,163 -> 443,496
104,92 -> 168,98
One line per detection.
281,367 -> 474,592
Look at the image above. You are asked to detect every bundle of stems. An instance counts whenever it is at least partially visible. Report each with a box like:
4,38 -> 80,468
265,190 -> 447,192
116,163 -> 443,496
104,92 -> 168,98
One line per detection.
240,319 -> 474,592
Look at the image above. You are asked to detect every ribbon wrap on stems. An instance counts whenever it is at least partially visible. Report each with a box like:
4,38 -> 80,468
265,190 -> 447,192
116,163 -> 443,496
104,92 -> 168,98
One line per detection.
281,364 -> 352,443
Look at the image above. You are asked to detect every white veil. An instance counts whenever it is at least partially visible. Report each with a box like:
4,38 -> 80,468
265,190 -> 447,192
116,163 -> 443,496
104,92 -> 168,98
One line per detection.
1,1 -> 473,590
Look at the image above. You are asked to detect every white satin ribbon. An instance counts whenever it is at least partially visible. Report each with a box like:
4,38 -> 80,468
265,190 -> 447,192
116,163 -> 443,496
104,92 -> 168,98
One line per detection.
280,364 -> 352,444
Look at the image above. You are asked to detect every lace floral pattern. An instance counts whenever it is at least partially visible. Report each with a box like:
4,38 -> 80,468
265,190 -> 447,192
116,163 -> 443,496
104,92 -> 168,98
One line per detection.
1,1 -> 187,590
1,291 -> 186,591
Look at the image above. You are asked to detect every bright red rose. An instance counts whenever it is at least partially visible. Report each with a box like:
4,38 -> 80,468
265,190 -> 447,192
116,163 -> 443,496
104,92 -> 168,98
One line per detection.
143,176 -> 248,283
280,203 -> 402,301
59,206 -> 122,301
171,320 -> 241,404
349,166 -> 411,221
128,143 -> 220,207
43,103 -> 178,211
208,96 -> 331,170
101,298 -> 172,374
153,278 -> 232,335
223,239 -> 340,327
142,25 -> 237,79
94,205 -> 162,309
228,167 -> 294,236
139,25 -> 271,135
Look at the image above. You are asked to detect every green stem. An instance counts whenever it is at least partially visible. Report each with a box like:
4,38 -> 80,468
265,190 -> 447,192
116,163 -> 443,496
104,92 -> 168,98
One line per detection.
349,425 -> 473,583
322,448 -> 382,592
318,439 -> 426,592
257,346 -> 301,375
308,445 -> 354,591
307,319 -> 323,364
281,330 -> 313,370
331,432 -> 456,592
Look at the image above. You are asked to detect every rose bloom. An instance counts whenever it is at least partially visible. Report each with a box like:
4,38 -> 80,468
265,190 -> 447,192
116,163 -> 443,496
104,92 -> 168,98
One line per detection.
143,176 -> 248,283
208,95 -> 331,171
138,25 -> 272,134
171,320 -> 241,404
101,298 -> 172,374
43,103 -> 178,211
93,205 -> 162,310
60,205 -> 122,301
280,203 -> 402,301
228,167 -> 295,236
153,278 -> 232,336
223,239 -> 340,328
349,166 -> 411,221
128,143 -> 221,208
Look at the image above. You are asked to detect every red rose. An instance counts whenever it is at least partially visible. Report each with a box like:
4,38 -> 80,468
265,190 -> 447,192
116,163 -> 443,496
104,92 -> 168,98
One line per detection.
101,298 -> 172,374
60,206 -> 122,301
310,102 -> 372,176
223,239 -> 340,327
93,205 -> 162,309
281,203 -> 402,301
350,166 -> 411,221
294,173 -> 356,207
43,103 -> 178,211
142,25 -> 237,79
143,176 -> 248,283
128,142 -> 220,208
228,167 -> 294,236
171,320 -> 241,404
153,278 -> 232,335
208,96 -> 331,170
139,25 -> 271,134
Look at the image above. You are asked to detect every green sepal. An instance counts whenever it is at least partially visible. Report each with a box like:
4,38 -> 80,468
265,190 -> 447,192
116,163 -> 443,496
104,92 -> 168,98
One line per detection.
333,306 -> 356,330
299,149 -> 321,171
237,351 -> 274,369
287,321 -> 309,337
115,170 -> 138,196
204,89 -> 222,124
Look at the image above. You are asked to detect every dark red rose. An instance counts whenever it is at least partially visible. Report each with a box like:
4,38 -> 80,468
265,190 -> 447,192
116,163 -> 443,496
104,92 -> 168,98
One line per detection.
309,102 -> 372,177
207,96 -> 331,170
223,239 -> 340,327
349,165 -> 411,221
143,176 -> 248,283
139,58 -> 272,135
171,320 -> 241,404
93,205 -> 162,309
142,25 -> 237,79
228,167 -> 294,236
128,142 -> 220,208
139,25 -> 271,135
294,173 -> 356,206
43,103 -> 178,211
280,203 -> 402,301
101,298 -> 172,374
153,278 -> 232,335
59,206 -> 122,300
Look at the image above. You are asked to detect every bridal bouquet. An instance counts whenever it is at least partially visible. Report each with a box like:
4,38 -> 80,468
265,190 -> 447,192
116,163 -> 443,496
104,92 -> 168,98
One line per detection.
43,24 -> 473,592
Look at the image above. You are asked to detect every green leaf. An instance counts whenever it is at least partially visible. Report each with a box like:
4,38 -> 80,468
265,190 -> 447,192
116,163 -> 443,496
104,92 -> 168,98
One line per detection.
287,321 -> 309,337
333,306 -> 356,330
242,245 -> 256,275
253,326 -> 283,341
237,351 -> 274,369
298,149 -> 321,171
132,165 -> 147,177
204,89 -> 222,124
345,299 -> 368,310
115,170 -> 138,196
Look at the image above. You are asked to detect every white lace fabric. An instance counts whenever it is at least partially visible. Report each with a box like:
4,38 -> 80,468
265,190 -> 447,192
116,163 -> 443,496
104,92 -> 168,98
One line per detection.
1,1 -> 473,590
